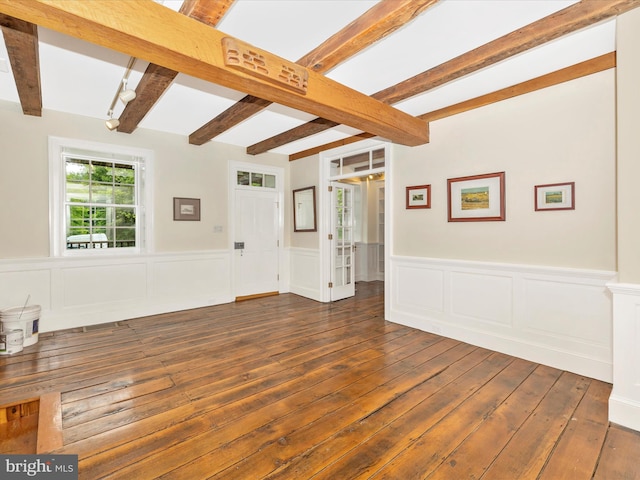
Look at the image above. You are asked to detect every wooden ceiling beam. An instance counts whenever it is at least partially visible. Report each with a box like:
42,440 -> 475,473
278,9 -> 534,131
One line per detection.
418,52 -> 616,123
253,0 -> 639,155
289,52 -> 616,161
117,0 -> 234,134
0,0 -> 428,147
0,13 -> 41,116
246,117 -> 340,155
374,0 -> 636,105
189,0 -> 440,146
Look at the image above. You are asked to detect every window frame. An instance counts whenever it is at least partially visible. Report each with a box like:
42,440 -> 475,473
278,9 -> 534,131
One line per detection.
49,136 -> 154,257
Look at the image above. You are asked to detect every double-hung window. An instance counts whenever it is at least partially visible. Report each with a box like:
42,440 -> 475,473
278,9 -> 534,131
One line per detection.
49,137 -> 152,256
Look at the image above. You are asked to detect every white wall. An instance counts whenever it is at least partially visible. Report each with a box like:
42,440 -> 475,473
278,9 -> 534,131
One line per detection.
392,70 -> 616,270
389,70 -> 617,382
609,8 -> 640,432
0,102 -> 289,331
289,154 -> 322,299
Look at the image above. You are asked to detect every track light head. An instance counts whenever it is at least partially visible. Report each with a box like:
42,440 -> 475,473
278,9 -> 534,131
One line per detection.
119,89 -> 136,104
105,117 -> 120,131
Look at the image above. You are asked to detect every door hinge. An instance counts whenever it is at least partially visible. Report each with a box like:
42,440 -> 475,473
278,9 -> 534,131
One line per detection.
277,274 -> 280,281
328,234 -> 333,240
328,185 -> 333,192
277,240 -> 279,247
328,282 -> 333,288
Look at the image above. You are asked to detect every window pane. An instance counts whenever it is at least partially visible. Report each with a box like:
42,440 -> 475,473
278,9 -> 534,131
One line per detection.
116,228 -> 136,244
114,164 -> 135,184
67,227 -> 88,237
265,174 -> 276,188
251,173 -> 263,187
66,159 -> 90,181
68,205 -> 89,226
91,216 -> 107,227
66,181 -> 90,203
92,184 -> 114,204
115,185 -> 135,205
91,206 -> 109,227
237,171 -> 250,185
91,162 -> 113,183
115,207 -> 136,226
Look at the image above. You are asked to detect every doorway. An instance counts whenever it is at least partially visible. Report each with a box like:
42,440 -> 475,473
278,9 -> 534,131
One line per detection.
320,142 -> 389,308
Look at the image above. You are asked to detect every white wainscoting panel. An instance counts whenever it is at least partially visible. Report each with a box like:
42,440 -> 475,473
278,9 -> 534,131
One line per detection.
390,255 -> 616,382
608,283 -> 640,432
63,263 -> 147,307
289,247 -> 321,301
0,268 -> 52,310
0,251 -> 233,333
395,264 -> 444,314
450,271 -> 513,328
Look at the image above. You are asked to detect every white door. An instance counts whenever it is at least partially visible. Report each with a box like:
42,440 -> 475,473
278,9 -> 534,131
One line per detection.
235,189 -> 279,298
331,182 -> 355,301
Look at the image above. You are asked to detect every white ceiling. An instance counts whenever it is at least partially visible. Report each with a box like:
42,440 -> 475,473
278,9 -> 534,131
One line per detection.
0,0 -> 616,156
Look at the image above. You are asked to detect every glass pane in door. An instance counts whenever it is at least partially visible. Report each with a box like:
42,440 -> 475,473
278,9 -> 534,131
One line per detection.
334,184 -> 353,289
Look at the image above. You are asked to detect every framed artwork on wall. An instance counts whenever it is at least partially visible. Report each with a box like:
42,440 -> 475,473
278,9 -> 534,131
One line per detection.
447,172 -> 505,222
535,182 -> 575,211
173,197 -> 201,221
406,184 -> 431,209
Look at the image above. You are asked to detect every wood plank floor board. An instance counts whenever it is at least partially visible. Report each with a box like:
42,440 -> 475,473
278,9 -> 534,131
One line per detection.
261,344 -> 489,480
426,364 -> 564,480
79,350 -> 416,478
1,281 -> 638,479
67,328 -> 418,470
0,355 -> 164,407
309,352 -> 516,480
537,379 -> 612,480
62,376 -> 177,428
108,340 -> 475,479
593,425 -> 640,480
115,336 -> 444,478
62,387 -> 194,445
155,338 -> 455,479
370,358 -> 539,479
480,371 -> 592,479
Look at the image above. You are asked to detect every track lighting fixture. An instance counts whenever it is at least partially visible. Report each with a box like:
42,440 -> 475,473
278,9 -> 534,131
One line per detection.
105,110 -> 120,130
119,78 -> 136,104
105,57 -> 137,131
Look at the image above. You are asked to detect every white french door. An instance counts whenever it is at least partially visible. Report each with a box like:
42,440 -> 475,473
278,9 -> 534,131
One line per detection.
330,182 -> 355,301
234,188 -> 279,298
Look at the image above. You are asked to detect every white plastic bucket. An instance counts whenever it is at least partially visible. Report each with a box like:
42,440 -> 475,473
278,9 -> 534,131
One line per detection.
1,305 -> 40,347
0,329 -> 23,355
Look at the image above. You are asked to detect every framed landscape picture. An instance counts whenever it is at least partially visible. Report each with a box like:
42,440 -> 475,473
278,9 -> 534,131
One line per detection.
535,182 -> 575,211
447,172 -> 505,222
406,184 -> 431,209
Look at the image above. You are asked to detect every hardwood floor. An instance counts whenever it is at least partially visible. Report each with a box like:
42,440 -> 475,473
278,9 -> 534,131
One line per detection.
1,281 -> 639,479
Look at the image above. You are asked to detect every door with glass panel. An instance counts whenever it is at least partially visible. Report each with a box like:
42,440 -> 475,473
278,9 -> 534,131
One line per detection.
330,182 -> 355,301
234,168 -> 280,299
